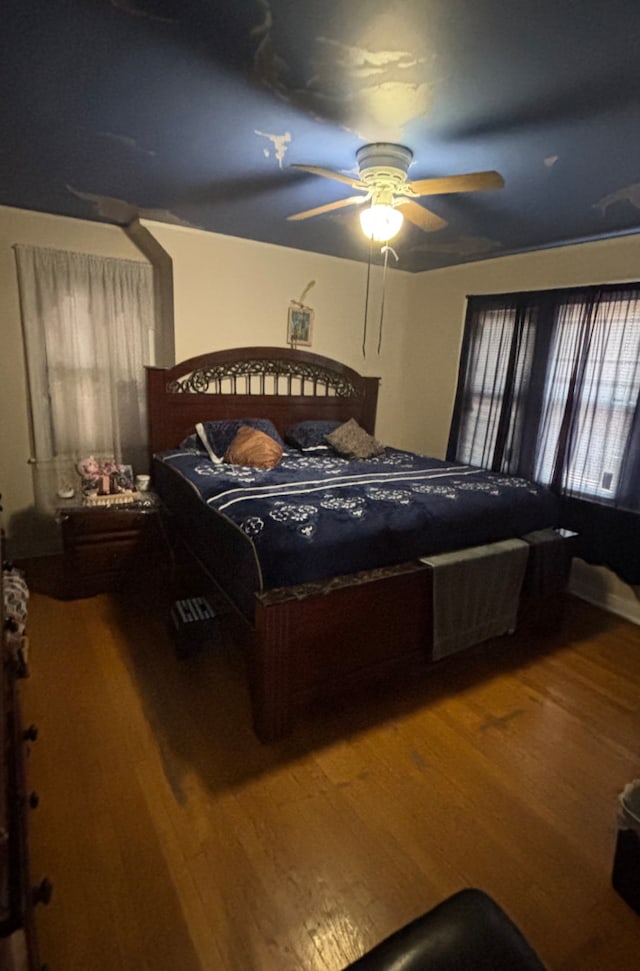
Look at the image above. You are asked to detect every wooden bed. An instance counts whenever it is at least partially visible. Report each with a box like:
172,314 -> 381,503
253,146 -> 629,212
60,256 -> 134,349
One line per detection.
147,346 -> 570,741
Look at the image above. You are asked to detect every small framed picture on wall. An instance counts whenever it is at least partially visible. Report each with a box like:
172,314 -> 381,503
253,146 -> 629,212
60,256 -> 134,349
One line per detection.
287,306 -> 314,346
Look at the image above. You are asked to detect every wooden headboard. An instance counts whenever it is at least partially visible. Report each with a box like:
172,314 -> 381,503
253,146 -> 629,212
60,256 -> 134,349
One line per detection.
146,346 -> 380,459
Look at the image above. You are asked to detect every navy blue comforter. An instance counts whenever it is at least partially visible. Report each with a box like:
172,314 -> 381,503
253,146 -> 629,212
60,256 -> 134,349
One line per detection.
153,446 -> 559,605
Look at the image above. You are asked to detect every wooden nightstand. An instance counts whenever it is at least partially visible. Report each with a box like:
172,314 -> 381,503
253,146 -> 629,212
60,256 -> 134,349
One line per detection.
58,498 -> 164,598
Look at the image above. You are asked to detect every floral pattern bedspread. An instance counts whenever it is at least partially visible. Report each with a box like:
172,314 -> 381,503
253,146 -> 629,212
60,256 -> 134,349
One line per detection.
154,446 -> 559,592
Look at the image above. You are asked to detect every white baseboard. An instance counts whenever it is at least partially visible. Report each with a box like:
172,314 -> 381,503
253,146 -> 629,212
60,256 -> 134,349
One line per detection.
568,575 -> 640,626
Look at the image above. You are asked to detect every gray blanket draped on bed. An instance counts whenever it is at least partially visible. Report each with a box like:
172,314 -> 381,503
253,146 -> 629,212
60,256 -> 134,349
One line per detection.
421,539 -> 530,660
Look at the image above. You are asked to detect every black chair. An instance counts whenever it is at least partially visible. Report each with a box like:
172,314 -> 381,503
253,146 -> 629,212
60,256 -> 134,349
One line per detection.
343,888 -> 548,970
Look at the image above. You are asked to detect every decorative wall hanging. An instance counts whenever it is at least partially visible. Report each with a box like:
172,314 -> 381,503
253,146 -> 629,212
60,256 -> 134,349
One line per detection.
288,279 -> 316,347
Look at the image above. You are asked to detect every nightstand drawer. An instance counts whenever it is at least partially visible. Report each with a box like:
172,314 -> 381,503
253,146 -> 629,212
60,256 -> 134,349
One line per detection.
61,509 -> 150,538
59,503 -> 163,597
66,537 -> 142,573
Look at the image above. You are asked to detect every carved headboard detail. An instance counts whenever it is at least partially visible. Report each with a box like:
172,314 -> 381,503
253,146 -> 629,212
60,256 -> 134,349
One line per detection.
146,346 -> 380,461
168,357 -> 360,398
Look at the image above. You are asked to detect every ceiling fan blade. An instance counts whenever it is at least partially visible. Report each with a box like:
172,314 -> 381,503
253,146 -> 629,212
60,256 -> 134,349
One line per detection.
396,199 -> 448,232
407,170 -> 505,196
290,164 -> 365,189
287,194 -> 368,221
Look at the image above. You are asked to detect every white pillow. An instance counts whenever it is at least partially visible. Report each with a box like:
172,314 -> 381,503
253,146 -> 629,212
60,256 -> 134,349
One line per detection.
195,422 -> 223,463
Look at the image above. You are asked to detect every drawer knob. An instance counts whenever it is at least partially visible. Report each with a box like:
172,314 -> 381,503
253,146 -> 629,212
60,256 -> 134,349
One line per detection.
32,877 -> 53,906
29,791 -> 40,809
23,723 -> 39,742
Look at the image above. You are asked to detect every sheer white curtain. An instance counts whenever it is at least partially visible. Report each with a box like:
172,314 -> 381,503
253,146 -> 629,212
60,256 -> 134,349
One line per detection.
448,286 -> 640,583
15,245 -> 155,509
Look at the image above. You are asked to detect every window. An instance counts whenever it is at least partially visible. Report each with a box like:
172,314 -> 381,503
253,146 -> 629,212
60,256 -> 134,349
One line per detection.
535,293 -> 640,500
449,285 -> 640,510
456,306 -> 516,468
448,284 -> 640,583
15,245 -> 156,510
452,299 -> 538,476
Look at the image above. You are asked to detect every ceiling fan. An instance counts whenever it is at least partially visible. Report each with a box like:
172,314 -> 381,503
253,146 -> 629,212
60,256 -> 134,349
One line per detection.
287,143 -> 504,242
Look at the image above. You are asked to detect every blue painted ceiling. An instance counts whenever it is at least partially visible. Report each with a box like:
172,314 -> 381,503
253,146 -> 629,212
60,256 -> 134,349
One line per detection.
4,0 -> 640,272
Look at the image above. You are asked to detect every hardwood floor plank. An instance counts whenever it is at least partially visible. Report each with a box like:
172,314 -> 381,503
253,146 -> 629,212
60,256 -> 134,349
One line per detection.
19,588 -> 640,970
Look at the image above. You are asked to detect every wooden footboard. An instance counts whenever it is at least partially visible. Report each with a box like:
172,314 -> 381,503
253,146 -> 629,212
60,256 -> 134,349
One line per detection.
243,532 -> 576,741
164,514 -> 575,742
249,562 -> 433,740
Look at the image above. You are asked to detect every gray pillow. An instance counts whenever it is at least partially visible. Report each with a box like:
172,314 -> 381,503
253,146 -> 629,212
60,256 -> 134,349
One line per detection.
325,418 -> 384,460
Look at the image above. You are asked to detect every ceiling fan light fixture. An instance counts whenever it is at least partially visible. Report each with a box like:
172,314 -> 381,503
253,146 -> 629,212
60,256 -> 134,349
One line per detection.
359,204 -> 403,242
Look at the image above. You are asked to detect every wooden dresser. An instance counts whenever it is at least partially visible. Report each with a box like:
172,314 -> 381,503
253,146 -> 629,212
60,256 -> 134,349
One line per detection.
1,504 -> 50,969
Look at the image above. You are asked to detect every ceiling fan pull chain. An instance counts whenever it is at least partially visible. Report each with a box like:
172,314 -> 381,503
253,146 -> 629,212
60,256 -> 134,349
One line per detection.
378,245 -> 399,354
362,238 -> 373,357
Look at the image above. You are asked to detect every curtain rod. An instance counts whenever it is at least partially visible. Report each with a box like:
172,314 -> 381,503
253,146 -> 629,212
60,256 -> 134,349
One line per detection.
466,279 -> 640,302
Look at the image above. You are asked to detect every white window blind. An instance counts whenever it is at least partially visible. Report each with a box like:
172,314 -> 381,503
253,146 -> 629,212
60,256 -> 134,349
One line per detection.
535,295 -> 640,500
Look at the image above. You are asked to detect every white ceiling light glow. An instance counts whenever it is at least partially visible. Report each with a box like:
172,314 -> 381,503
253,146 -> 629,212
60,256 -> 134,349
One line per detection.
359,203 -> 404,242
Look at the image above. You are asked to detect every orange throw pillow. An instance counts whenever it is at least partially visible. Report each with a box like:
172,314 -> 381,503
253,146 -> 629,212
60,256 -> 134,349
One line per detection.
224,425 -> 283,469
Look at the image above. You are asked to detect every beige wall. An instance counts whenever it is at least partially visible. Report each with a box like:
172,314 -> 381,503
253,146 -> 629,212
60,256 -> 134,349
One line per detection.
406,233 -> 640,622
0,205 -> 149,557
405,232 -> 640,458
140,220 -> 414,447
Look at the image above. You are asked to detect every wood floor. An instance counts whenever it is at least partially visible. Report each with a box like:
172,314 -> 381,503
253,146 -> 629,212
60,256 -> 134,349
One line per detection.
19,579 -> 640,970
